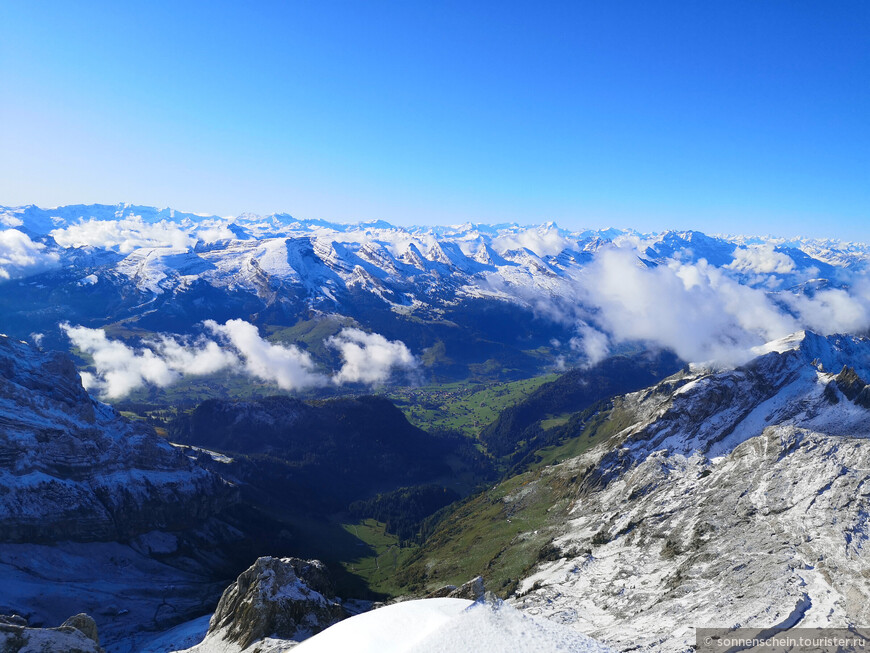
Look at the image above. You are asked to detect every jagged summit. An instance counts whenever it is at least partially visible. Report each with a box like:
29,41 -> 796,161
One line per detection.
753,329 -> 870,374
180,556 -> 346,652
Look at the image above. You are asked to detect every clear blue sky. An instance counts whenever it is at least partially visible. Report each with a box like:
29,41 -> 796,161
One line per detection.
1,1 -> 868,238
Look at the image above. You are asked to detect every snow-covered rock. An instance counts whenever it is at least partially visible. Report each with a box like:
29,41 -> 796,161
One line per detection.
0,334 -> 231,543
177,557 -> 346,653
0,612 -> 104,653
0,335 -> 242,648
509,331 -> 870,651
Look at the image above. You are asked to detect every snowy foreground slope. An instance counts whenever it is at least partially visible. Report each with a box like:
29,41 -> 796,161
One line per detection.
290,598 -> 613,653
145,556 -> 610,653
505,331 -> 870,651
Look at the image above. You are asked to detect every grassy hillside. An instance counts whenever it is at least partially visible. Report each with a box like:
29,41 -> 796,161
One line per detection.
391,405 -> 632,597
480,351 -> 682,462
385,374 -> 559,438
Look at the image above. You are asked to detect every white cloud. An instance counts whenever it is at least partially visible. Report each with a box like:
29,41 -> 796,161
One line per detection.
727,245 -> 796,276
492,225 -> 576,257
0,229 -> 60,280
61,319 -> 418,399
62,324 -> 182,399
569,324 -> 611,366
204,319 -> 327,391
62,324 -> 242,399
50,216 -> 235,253
578,247 -> 800,366
154,335 -> 240,376
52,217 -> 196,253
781,286 -> 870,336
327,328 -> 419,385
571,245 -> 870,366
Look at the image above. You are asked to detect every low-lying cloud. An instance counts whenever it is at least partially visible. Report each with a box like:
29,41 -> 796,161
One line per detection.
327,328 -> 419,385
50,216 -> 235,253
0,229 -> 60,280
571,245 -> 870,367
203,319 -> 326,390
62,320 -> 419,399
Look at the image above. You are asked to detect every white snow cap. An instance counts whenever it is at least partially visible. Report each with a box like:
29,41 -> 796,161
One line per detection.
294,598 -> 613,653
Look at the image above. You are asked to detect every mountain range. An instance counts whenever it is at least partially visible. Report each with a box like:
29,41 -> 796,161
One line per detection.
3,203 -> 870,652
2,203 -> 869,399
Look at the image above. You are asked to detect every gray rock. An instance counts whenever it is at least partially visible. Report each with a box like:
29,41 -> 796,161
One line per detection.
424,584 -> 458,598
0,615 -> 27,627
205,556 -> 347,649
60,613 -> 99,645
447,576 -> 486,601
0,612 -> 104,652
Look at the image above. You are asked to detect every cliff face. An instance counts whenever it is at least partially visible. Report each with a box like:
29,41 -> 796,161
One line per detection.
0,336 -> 244,648
0,335 -> 233,543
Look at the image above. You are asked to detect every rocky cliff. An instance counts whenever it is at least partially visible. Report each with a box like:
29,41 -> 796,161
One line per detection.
0,335 -> 233,543
0,335 -> 244,649
179,557 -> 347,652
508,331 -> 870,650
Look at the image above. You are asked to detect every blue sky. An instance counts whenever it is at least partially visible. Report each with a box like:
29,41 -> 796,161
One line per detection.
1,1 -> 867,238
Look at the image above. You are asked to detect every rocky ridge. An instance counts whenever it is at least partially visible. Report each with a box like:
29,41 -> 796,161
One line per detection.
504,331 -> 870,651
0,613 -> 104,653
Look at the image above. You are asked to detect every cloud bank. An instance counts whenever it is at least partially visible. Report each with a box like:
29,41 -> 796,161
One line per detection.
63,320 -> 419,399
0,229 -> 60,280
571,246 -> 870,367
50,216 -> 235,253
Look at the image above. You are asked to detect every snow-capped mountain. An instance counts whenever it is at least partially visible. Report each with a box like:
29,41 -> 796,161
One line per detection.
3,203 -> 866,304
503,331 -> 870,651
2,203 -> 870,392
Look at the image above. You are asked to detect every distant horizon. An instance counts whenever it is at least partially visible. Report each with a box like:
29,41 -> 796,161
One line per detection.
1,200 -> 867,244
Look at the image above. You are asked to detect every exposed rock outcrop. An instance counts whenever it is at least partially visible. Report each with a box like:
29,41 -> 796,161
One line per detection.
426,576 -> 486,601
0,612 -> 104,652
183,557 -> 347,652
834,365 -> 867,401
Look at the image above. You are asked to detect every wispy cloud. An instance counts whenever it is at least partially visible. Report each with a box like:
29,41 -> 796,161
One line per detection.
50,216 -> 235,253
203,319 -> 327,391
491,225 -> 576,257
327,328 -> 419,385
